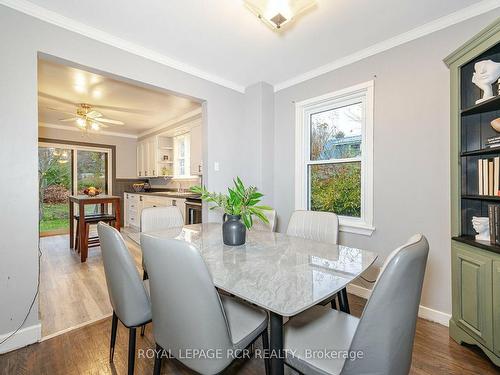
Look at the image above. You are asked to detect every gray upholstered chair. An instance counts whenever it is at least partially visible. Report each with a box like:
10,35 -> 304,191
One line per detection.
283,234 -> 429,375
141,235 -> 270,375
286,210 -> 347,311
97,222 -> 152,375
250,209 -> 277,232
140,206 -> 184,280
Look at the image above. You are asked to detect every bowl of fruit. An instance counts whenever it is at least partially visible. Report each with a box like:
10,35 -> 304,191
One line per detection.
83,186 -> 101,197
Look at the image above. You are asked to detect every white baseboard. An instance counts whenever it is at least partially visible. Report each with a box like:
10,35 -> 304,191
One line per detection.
346,284 -> 451,327
41,313 -> 112,341
0,323 -> 41,354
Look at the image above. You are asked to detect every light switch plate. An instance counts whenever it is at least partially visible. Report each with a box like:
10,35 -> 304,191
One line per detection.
214,161 -> 220,171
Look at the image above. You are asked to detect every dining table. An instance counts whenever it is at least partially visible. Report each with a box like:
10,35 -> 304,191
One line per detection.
129,223 -> 377,375
69,194 -> 121,262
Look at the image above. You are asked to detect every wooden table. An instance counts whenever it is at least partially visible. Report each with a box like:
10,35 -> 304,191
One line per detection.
129,223 -> 377,375
69,194 -> 121,262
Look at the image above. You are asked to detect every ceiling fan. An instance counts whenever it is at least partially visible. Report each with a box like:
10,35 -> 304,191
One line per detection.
49,103 -> 125,131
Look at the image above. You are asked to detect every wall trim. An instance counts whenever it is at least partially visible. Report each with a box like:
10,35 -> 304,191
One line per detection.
138,107 -> 202,138
274,0 -> 500,91
0,323 -> 41,354
0,0 -> 246,93
39,122 -> 138,139
41,313 -> 112,342
347,284 -> 452,327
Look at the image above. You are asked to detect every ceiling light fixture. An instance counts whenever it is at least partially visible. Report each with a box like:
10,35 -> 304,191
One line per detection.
244,0 -> 316,31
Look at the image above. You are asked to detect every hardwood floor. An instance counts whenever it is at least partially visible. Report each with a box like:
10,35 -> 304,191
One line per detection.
3,293 -> 498,374
39,227 -> 142,337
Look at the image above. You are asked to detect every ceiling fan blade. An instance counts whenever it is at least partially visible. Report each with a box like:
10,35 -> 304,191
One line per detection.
46,107 -> 78,116
86,110 -> 102,118
59,117 -> 79,122
98,118 -> 125,125
90,120 -> 109,129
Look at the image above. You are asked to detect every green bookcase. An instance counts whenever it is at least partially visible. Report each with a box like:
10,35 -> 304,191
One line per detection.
445,17 -> 500,366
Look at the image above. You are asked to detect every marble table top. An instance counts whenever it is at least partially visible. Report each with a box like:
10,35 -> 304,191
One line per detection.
129,223 -> 378,317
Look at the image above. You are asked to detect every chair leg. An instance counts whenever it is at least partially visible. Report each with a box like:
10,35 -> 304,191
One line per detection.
140,324 -> 146,336
338,288 -> 350,314
153,343 -> 163,375
110,311 -> 118,362
128,327 -> 136,375
330,296 -> 337,310
262,328 -> 270,375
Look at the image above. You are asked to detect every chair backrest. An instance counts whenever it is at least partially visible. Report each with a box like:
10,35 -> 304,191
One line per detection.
286,210 -> 339,244
141,235 -> 234,375
97,222 -> 151,327
140,206 -> 184,232
251,209 -> 277,232
341,234 -> 429,375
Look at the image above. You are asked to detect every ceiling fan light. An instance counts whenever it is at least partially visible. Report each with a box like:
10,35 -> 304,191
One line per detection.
244,0 -> 315,30
76,117 -> 85,127
91,122 -> 100,131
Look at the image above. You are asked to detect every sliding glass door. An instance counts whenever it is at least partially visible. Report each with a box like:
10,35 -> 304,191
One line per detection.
38,146 -> 73,234
76,149 -> 108,215
38,142 -> 112,236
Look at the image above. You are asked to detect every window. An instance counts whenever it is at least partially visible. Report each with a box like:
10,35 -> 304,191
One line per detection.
295,81 -> 374,235
174,133 -> 191,177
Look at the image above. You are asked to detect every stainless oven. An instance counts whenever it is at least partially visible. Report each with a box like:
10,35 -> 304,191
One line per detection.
185,199 -> 202,224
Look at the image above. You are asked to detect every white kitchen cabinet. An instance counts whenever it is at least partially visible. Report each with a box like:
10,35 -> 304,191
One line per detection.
137,135 -> 174,178
124,193 -> 140,228
190,125 -> 203,175
124,193 -> 186,228
136,142 -> 145,178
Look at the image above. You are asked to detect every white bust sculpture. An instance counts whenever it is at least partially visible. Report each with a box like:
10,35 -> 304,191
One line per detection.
472,216 -> 490,241
472,59 -> 500,104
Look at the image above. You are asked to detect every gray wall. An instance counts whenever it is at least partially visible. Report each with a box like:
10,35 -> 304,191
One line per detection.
245,82 -> 275,205
0,5 -> 259,340
38,126 -> 138,178
273,11 -> 500,315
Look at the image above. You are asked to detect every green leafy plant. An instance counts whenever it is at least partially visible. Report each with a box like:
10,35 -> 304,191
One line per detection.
191,177 -> 272,229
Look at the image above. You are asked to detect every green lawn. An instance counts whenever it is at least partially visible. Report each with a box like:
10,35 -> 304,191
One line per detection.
40,203 -> 69,233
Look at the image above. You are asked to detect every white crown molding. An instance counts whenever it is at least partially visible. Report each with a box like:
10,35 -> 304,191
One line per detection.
138,107 -> 202,138
0,0 -> 246,93
39,122 -> 138,139
274,0 -> 500,92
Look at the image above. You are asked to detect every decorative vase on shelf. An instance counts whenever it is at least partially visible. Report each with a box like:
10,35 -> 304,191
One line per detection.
222,214 -> 246,246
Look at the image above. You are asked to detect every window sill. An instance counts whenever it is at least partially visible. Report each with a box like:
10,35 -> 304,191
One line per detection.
339,221 -> 375,236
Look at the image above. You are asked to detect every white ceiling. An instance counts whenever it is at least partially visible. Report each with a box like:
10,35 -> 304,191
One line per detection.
38,59 -> 201,135
7,0 -> 499,91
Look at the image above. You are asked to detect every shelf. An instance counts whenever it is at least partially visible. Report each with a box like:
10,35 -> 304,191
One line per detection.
461,147 -> 500,157
452,235 -> 500,255
462,195 -> 500,201
461,95 -> 500,116
158,161 -> 173,164
160,147 -> 173,150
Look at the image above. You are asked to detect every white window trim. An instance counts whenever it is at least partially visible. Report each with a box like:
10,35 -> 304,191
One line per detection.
294,80 -> 375,236
173,133 -> 191,178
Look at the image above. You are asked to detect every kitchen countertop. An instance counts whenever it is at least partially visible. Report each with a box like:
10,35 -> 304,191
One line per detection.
124,190 -> 201,200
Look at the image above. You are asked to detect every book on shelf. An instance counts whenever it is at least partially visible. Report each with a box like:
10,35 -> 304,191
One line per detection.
477,156 -> 500,196
489,205 -> 500,245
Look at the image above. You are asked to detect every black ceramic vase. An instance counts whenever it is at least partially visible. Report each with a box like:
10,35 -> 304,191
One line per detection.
222,214 -> 246,246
